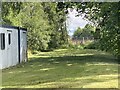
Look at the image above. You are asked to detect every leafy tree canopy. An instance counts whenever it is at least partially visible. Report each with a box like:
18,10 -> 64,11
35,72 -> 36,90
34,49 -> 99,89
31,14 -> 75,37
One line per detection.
2,2 -> 68,51
63,2 -> 119,59
73,24 -> 95,40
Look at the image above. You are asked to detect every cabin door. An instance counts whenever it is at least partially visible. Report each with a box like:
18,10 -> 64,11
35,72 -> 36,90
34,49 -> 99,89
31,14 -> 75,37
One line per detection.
7,31 -> 12,67
21,32 -> 27,62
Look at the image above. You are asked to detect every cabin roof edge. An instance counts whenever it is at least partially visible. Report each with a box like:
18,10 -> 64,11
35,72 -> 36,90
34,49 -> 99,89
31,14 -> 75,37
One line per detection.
0,25 -> 27,31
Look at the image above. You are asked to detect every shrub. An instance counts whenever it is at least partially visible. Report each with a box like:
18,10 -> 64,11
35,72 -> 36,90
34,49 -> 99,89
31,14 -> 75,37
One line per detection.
84,41 -> 99,49
60,44 -> 69,49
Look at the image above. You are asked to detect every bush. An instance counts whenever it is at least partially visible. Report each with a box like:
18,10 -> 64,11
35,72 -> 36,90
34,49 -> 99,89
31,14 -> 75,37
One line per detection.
84,41 -> 99,49
60,44 -> 69,49
68,43 -> 84,49
76,45 -> 84,49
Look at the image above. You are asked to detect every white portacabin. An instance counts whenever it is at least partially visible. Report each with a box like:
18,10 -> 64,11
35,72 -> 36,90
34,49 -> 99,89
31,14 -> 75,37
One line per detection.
0,25 -> 27,69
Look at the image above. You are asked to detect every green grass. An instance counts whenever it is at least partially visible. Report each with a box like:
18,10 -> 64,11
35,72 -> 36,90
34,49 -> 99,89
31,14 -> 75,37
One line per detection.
2,49 -> 118,88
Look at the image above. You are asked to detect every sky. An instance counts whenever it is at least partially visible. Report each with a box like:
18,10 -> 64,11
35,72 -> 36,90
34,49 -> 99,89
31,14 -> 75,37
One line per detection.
66,8 -> 88,36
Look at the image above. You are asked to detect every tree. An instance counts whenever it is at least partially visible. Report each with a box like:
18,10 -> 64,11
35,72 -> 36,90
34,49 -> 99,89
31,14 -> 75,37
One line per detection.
2,2 -> 68,51
64,2 -> 119,59
73,27 -> 83,39
73,24 -> 95,40
2,2 -> 23,25
82,24 -> 95,39
42,2 -> 68,49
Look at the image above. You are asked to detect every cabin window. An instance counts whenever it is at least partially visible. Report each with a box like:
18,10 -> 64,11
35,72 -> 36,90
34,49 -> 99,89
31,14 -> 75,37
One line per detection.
8,33 -> 11,45
0,33 -> 5,50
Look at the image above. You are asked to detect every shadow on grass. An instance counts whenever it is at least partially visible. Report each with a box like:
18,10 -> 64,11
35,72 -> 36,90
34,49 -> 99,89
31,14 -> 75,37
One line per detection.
29,54 -> 118,65
2,51 -> 118,88
4,54 -> 117,71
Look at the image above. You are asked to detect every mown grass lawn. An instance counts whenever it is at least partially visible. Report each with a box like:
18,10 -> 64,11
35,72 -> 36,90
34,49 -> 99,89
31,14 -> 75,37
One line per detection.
2,49 -> 118,88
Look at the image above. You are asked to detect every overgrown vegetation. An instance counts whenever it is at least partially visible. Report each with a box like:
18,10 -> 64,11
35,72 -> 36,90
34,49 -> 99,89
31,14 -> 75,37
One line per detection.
2,2 -> 68,51
78,2 -> 120,59
57,2 -> 120,59
2,2 -> 120,59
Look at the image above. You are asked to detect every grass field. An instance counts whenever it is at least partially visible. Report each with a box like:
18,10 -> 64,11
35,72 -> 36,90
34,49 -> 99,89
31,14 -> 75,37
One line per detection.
2,49 -> 118,88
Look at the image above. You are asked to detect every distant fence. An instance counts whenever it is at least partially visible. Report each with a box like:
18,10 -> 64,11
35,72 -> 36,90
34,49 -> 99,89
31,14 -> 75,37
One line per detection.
71,37 -> 94,45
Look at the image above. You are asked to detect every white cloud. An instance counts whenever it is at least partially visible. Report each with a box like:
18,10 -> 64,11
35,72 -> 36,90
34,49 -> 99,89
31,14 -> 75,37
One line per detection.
66,8 -> 88,36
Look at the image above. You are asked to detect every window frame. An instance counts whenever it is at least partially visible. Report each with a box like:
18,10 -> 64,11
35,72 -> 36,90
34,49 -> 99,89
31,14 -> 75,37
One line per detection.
0,33 -> 5,50
8,33 -> 11,45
